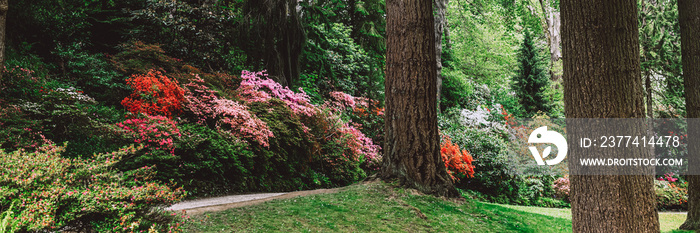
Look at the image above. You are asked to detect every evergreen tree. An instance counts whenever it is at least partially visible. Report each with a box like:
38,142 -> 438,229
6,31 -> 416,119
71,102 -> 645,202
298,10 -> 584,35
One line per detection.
512,30 -> 551,116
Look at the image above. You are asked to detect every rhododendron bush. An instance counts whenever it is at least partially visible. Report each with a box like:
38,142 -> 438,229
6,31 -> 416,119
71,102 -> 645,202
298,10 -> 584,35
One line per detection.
0,144 -> 185,232
237,70 -> 317,117
115,115 -> 181,154
183,74 -> 273,147
441,136 -> 475,182
121,69 -> 185,117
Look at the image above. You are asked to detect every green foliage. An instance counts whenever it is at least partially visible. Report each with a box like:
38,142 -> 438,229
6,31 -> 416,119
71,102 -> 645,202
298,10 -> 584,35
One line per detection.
300,23 -> 376,99
447,0 -> 519,85
512,30 -> 552,117
440,69 -> 473,111
0,144 -> 185,232
638,0 -> 684,118
0,201 -> 19,233
130,0 -> 245,72
654,179 -> 688,211
53,43 -> 129,105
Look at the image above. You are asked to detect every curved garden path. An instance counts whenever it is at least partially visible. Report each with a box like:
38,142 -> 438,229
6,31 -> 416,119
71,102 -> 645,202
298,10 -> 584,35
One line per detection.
167,188 -> 341,215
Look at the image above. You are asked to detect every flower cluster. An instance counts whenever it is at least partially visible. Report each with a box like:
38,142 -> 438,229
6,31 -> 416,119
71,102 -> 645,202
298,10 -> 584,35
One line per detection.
213,99 -> 274,147
183,74 -> 273,147
121,70 -> 185,118
552,176 -> 570,201
0,144 -> 185,232
237,70 -> 317,117
183,74 -> 218,124
115,115 -> 181,154
657,172 -> 679,182
440,136 -> 475,182
337,123 -> 382,169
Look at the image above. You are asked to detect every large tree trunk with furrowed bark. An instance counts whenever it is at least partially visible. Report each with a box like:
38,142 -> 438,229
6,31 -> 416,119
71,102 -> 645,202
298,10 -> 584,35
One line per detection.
679,0 -> 700,230
562,0 -> 660,232
381,0 -> 458,198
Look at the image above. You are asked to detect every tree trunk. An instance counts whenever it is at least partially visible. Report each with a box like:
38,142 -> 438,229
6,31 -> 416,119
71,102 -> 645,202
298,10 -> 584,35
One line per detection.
381,0 -> 458,197
679,0 -> 700,230
538,0 -> 561,82
562,0 -> 660,232
434,0 -> 448,104
0,0 -> 7,69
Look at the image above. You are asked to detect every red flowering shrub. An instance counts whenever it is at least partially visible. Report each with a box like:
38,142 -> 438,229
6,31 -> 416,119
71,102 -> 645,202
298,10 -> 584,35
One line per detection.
441,136 -> 475,182
183,74 -> 273,147
121,69 -> 185,117
0,144 -> 185,232
115,115 -> 181,154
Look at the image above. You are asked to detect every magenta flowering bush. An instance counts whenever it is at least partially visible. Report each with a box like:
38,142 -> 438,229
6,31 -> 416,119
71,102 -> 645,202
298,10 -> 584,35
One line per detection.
237,70 -> 318,117
337,123 -> 382,169
212,98 -> 274,147
183,74 -> 273,147
552,176 -> 570,201
0,144 -> 185,232
657,172 -> 679,182
115,115 -> 181,154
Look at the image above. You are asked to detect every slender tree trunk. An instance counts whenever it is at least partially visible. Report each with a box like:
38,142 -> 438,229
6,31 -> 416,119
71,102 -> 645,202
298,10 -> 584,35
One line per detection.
434,0 -> 448,104
0,0 -> 7,69
562,0 -> 660,232
381,0 -> 458,197
538,0 -> 561,82
679,0 -> 700,230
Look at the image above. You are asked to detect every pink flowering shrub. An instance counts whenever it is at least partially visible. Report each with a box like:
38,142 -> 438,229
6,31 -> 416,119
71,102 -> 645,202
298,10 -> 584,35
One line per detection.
183,74 -> 273,147
657,172 -> 679,183
0,144 -> 185,232
115,115 -> 181,154
237,70 -> 317,117
552,176 -> 570,201
212,99 -> 274,147
336,123 -> 382,169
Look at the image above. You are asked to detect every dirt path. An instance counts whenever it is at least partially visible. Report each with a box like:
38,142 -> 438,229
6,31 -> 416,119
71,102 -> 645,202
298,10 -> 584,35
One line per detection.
167,188 -> 342,215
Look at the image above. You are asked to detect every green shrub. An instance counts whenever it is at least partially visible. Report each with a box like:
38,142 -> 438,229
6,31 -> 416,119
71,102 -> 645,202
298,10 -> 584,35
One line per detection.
440,69 -> 473,111
655,179 -> 688,211
0,201 -> 19,233
0,144 -> 185,232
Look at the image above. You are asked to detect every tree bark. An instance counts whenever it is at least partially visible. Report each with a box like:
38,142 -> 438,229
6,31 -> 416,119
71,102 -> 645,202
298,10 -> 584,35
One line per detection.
538,0 -> 561,82
381,0 -> 458,197
434,0 -> 448,104
562,0 -> 660,232
678,0 -> 700,230
0,0 -> 7,69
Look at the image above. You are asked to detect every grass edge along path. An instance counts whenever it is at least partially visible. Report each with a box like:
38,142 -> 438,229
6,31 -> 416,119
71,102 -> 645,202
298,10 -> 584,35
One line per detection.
182,181 -> 692,232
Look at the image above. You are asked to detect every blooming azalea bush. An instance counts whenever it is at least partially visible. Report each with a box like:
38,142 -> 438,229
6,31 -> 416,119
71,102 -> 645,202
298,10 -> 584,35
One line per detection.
0,144 -> 185,232
237,70 -> 317,117
655,179 -> 688,210
552,176 -> 570,201
121,69 -> 185,118
440,136 -> 475,182
183,74 -> 273,147
115,115 -> 181,154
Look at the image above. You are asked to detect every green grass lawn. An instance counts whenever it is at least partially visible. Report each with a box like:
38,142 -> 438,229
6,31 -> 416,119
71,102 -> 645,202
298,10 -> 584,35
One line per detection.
183,181 -> 692,232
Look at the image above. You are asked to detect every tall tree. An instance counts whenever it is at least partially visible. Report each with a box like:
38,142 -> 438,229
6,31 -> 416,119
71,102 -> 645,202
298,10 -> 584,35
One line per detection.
562,0 -> 660,232
381,0 -> 458,197
434,0 -> 448,103
678,0 -> 700,230
537,0 -> 561,82
512,30 -> 551,116
242,0 -> 305,87
0,0 -> 7,68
